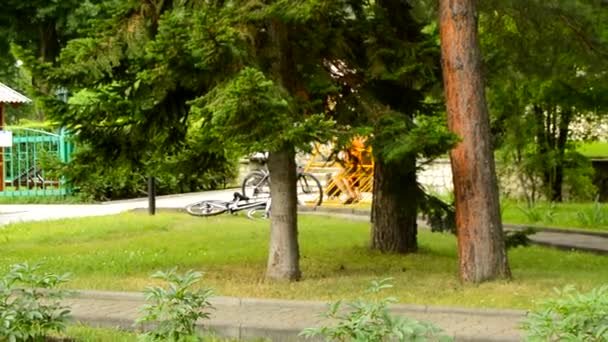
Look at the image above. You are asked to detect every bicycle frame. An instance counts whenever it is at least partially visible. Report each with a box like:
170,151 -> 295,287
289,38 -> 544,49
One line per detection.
247,166 -> 307,191
227,193 -> 271,218
242,162 -> 323,207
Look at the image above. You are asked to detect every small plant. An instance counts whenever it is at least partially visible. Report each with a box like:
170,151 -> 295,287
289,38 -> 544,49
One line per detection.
0,262 -> 72,342
576,199 -> 607,227
521,285 -> 608,341
543,203 -> 557,224
518,205 -> 542,223
136,269 -> 215,342
505,227 -> 537,249
300,278 -> 452,342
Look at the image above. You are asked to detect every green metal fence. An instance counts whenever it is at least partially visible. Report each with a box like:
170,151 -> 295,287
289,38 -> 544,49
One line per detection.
0,127 -> 73,197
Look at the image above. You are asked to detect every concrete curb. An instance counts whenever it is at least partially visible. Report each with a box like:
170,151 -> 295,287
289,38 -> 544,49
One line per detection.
504,223 -> 608,238
527,237 -> 608,255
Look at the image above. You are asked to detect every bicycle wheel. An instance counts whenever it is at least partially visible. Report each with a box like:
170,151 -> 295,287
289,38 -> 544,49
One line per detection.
241,171 -> 271,199
185,200 -> 228,217
296,173 -> 323,207
246,207 -> 269,219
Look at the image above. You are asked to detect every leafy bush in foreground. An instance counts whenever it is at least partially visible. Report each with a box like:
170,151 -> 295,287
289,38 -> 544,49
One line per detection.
301,278 -> 452,342
137,269 -> 215,342
521,285 -> 608,341
0,262 -> 71,341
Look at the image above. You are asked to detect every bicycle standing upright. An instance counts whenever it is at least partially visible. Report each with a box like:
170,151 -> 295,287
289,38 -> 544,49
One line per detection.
241,155 -> 323,207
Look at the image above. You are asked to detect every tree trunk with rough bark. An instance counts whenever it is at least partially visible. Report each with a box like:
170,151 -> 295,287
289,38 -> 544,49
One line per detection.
35,20 -> 60,120
438,0 -> 511,282
266,148 -> 301,280
263,18 -> 301,281
550,108 -> 571,202
371,155 -> 418,253
39,21 -> 60,64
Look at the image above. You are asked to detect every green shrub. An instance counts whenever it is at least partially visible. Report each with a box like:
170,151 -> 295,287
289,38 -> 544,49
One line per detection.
521,285 -> 608,341
504,227 -> 536,249
0,262 -> 71,341
517,206 -> 542,223
563,152 -> 598,202
43,142 -> 237,201
300,278 -> 452,342
136,269 -> 215,342
516,204 -> 557,225
576,200 -> 608,227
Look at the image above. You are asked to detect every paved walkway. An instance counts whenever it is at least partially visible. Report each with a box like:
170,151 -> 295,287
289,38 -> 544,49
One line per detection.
64,290 -> 524,341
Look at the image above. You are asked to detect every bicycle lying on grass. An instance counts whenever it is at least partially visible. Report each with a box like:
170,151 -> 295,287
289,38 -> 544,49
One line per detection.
185,192 -> 271,219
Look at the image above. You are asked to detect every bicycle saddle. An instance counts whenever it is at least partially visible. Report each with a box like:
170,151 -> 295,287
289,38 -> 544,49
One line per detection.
233,192 -> 250,201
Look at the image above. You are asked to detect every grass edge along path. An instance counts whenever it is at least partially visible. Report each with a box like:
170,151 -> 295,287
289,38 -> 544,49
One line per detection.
52,325 -> 263,342
335,199 -> 608,232
0,212 -> 606,311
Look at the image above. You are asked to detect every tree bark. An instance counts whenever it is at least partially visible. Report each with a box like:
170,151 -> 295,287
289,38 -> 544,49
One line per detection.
535,106 -> 572,202
371,155 -> 418,253
439,0 -> 511,282
551,108 -> 572,202
35,20 -> 61,120
262,18 -> 302,281
534,104 -> 554,200
39,21 -> 60,63
266,147 -> 301,281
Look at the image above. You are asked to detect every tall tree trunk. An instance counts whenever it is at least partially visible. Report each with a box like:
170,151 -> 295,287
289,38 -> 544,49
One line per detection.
439,0 -> 511,282
534,105 -> 555,200
39,21 -> 60,63
551,108 -> 572,202
263,18 -> 301,281
371,155 -> 418,253
535,106 -> 572,202
266,148 -> 301,281
34,20 -> 61,121
551,163 -> 564,201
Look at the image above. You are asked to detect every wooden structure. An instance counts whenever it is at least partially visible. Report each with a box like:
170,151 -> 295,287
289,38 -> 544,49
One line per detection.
304,139 -> 374,205
0,82 -> 31,191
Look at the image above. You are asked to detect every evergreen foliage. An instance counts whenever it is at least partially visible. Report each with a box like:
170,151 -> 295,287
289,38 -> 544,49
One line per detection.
481,0 -> 608,202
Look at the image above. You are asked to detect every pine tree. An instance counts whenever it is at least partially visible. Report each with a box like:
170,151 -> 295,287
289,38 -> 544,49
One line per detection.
481,0 -> 608,202
329,1 -> 457,253
25,0 -> 458,279
439,0 -> 511,282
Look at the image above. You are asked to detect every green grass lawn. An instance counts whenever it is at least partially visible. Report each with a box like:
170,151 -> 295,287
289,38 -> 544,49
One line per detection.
500,199 -> 608,231
54,325 -> 136,342
343,199 -> 608,231
577,141 -> 608,158
0,212 -> 606,310
53,325 -> 254,341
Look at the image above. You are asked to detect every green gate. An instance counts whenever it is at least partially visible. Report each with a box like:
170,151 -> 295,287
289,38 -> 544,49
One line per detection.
0,127 -> 74,197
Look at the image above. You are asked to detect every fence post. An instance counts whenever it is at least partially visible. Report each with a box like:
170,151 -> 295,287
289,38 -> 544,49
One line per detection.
59,128 -> 67,163
148,176 -> 156,215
